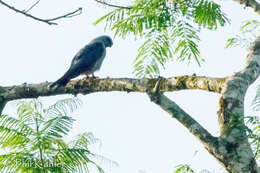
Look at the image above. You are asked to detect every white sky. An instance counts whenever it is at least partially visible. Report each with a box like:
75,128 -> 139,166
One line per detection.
1,0 -> 260,173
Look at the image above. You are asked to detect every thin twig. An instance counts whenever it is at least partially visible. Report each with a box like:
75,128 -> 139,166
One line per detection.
0,0 -> 82,25
94,0 -> 132,9
46,8 -> 82,22
25,0 -> 41,13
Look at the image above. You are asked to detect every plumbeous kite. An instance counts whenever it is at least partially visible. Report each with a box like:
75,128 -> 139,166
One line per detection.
50,35 -> 113,88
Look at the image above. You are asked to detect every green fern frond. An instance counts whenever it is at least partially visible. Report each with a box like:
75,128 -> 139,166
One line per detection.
95,0 -> 228,77
174,164 -> 195,173
16,99 -> 42,125
70,132 -> 101,150
95,0 -> 172,38
56,147 -> 100,172
171,19 -> 202,64
0,114 -> 33,149
40,116 -> 74,140
0,98 -> 107,172
134,29 -> 173,77
193,0 -> 229,29
44,97 -> 82,117
134,20 -> 201,77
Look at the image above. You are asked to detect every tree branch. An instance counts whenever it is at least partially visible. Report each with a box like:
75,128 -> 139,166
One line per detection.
0,0 -> 82,25
232,0 -> 260,15
25,0 -> 41,13
0,75 -> 224,150
218,35 -> 260,135
0,100 -> 6,115
146,91 -> 218,153
215,35 -> 260,173
0,76 -> 225,114
0,76 -> 226,102
93,0 -> 132,9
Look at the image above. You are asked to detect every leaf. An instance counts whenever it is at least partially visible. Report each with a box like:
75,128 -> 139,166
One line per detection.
174,164 -> 195,173
0,98 -> 106,172
44,97 -> 82,117
0,114 -> 33,149
40,116 -> 74,141
94,0 -> 228,76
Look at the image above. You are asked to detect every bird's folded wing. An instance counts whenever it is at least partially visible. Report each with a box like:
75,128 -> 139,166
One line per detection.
70,42 -> 105,67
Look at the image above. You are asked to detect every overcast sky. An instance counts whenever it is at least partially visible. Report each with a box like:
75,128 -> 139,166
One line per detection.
1,0 -> 260,173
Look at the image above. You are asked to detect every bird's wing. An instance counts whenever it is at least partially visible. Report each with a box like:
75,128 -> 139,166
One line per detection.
64,42 -> 105,79
70,41 -> 105,67
50,41 -> 106,88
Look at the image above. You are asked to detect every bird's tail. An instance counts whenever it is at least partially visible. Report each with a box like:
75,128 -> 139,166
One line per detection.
50,75 -> 70,88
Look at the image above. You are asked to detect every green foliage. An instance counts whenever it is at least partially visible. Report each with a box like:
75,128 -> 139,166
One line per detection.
193,0 -> 227,30
0,98 -> 105,173
134,29 -> 172,77
95,0 -> 228,77
173,164 -> 224,173
226,20 -> 260,49
173,164 -> 195,173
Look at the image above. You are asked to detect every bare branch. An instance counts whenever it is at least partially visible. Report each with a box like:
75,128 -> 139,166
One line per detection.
44,8 -> 82,22
93,0 -> 132,9
0,0 -> 82,25
0,76 -> 226,102
146,91 -> 218,152
25,0 -> 41,13
0,75 -> 225,114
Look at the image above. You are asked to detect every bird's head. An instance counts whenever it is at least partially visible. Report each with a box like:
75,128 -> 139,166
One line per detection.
92,35 -> 113,48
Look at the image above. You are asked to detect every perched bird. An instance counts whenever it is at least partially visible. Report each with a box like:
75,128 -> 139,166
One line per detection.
50,35 -> 113,88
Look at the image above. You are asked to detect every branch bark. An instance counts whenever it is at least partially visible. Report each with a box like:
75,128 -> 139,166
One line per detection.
218,36 -> 260,135
215,36 -> 260,172
0,76 -> 225,100
0,76 -> 225,114
0,0 -> 82,25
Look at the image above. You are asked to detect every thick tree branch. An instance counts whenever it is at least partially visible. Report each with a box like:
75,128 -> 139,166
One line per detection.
232,0 -> 260,15
93,0 -> 132,9
0,0 -> 82,25
146,92 -> 218,153
215,35 -> 260,173
218,35 -> 260,135
0,76 -> 225,114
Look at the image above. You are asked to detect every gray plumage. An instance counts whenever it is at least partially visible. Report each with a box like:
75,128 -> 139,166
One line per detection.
50,35 -> 113,88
